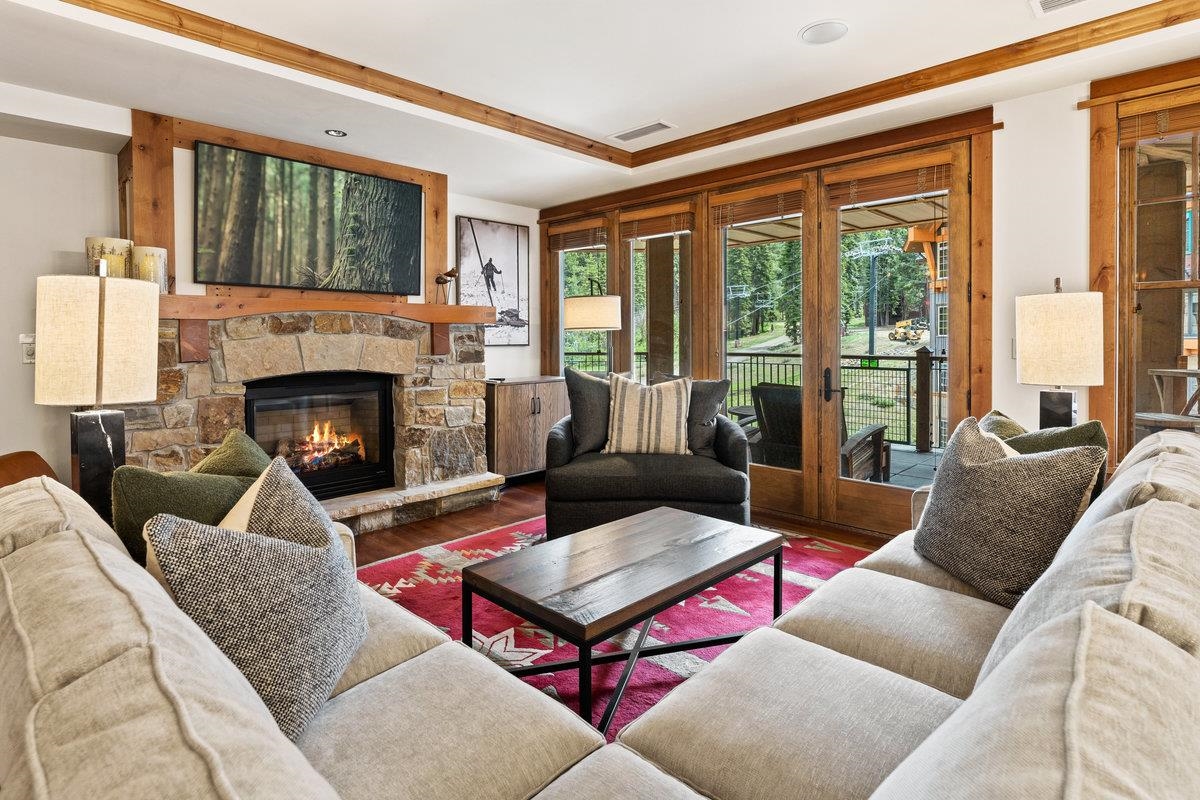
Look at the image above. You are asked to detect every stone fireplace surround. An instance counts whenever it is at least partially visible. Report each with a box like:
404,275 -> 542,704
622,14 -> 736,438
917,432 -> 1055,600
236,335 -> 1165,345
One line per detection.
117,312 -> 503,533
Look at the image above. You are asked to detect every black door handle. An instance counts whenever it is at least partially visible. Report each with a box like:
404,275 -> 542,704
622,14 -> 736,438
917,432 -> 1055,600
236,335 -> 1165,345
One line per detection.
823,367 -> 839,402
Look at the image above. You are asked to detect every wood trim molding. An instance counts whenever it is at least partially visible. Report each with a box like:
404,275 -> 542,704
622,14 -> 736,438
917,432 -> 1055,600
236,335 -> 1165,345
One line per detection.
821,148 -> 953,186
970,132 -> 994,417
1117,85 -> 1200,118
64,0 -> 631,166
708,177 -> 809,208
65,0 -> 1196,169
1088,102 -> 1121,466
540,109 -> 999,222
545,216 -> 608,236
1084,55 -> 1200,108
159,293 -> 495,323
617,201 -> 694,222
538,223 -> 560,375
129,110 -> 176,291
630,0 -> 1200,166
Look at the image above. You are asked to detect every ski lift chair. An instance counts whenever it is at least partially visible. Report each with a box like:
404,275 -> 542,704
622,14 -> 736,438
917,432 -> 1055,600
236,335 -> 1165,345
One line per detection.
745,383 -> 890,482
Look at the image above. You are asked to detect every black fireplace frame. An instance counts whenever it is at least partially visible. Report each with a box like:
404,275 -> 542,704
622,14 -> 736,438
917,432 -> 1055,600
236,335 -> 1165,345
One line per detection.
244,371 -> 394,500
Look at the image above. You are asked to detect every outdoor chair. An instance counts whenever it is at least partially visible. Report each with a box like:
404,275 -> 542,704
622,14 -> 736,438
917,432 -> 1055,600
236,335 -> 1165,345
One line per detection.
743,383 -> 890,482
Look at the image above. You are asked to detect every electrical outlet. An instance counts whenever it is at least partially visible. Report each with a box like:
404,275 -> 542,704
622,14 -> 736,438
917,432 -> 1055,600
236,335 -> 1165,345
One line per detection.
19,334 -> 34,365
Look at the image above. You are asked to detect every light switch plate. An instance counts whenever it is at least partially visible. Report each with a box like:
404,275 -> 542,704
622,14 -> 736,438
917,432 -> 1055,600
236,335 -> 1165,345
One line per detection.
19,333 -> 34,365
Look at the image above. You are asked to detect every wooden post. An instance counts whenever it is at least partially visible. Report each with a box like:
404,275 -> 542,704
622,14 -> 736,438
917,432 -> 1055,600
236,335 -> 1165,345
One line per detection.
646,236 -> 675,378
129,110 -> 176,291
916,346 -> 932,453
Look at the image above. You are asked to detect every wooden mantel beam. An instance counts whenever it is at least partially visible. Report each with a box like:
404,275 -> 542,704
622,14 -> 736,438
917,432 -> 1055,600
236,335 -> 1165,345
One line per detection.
159,294 -> 495,324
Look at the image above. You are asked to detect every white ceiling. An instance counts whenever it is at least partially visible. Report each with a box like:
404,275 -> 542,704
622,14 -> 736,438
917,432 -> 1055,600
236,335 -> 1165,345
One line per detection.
2,0 -> 1200,209
168,0 -> 1157,146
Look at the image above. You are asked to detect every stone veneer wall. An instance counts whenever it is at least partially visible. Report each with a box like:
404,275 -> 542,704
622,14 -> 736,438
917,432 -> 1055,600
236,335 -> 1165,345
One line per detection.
119,313 -> 488,492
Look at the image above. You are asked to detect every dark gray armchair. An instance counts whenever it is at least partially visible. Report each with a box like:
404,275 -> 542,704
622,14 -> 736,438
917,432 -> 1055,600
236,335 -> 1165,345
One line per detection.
544,414 -> 750,539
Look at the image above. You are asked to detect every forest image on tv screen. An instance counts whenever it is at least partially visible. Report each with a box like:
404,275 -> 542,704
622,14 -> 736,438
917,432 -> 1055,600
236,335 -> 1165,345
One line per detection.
194,142 -> 423,294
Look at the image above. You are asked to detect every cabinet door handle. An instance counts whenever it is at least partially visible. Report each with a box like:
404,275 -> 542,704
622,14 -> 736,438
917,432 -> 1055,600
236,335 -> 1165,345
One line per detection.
535,397 -> 542,414
531,396 -> 537,415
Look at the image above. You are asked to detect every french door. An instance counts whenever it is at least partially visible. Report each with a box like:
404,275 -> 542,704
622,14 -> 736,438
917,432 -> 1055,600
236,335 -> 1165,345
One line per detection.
815,144 -> 972,533
719,143 -> 975,535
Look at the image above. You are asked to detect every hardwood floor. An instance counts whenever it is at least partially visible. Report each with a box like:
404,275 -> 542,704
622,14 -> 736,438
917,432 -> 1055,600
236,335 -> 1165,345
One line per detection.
354,478 -> 882,566
354,479 -> 547,566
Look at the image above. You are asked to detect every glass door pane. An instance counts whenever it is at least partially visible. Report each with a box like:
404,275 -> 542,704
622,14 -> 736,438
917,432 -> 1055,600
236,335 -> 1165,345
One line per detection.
1125,129 -> 1200,443
560,246 -> 610,373
722,213 -> 805,471
834,192 -> 949,489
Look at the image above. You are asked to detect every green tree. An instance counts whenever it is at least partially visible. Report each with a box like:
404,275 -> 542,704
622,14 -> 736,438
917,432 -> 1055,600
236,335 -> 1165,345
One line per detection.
776,239 -> 803,347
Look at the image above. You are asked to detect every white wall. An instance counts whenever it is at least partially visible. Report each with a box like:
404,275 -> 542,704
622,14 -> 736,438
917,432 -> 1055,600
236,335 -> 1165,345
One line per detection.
0,136 -> 118,478
991,83 -> 1093,429
446,193 -> 542,379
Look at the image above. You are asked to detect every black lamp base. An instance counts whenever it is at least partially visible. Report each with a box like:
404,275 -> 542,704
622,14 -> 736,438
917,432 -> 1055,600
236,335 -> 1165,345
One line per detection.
70,409 -> 126,524
1038,389 -> 1077,430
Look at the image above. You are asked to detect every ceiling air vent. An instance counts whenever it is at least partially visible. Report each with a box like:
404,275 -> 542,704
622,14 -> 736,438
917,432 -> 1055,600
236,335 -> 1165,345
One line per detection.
1029,0 -> 1089,17
610,121 -> 675,143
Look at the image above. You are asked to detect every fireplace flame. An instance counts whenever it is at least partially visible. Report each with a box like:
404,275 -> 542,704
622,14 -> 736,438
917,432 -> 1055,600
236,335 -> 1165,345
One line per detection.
303,420 -> 365,466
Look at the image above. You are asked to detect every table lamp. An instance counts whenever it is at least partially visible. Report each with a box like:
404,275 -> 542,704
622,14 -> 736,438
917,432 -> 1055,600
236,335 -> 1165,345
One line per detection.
35,268 -> 160,521
1015,279 -> 1104,429
564,278 -> 622,371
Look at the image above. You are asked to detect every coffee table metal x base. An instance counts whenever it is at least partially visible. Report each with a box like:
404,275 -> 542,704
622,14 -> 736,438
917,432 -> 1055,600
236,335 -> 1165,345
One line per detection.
462,547 -> 783,734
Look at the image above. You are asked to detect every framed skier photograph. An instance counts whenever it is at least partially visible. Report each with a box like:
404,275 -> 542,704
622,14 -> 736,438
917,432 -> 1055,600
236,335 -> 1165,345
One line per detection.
455,216 -> 530,346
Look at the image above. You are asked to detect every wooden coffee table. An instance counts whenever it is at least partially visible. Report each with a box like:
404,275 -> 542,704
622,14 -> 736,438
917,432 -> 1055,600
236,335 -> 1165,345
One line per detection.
461,507 -> 784,732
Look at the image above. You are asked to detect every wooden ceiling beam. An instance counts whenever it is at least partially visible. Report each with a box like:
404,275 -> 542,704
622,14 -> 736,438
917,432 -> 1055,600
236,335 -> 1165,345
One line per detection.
62,0 -> 633,167
62,0 -> 1200,170
628,0 -> 1200,166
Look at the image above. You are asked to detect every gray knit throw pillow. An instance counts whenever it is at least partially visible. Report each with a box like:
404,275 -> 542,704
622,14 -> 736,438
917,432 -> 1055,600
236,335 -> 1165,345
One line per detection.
914,418 -> 1107,608
145,458 -> 367,739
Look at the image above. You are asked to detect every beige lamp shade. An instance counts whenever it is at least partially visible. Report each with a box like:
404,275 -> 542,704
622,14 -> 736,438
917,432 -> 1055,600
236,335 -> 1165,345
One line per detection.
35,275 -> 161,406
1015,291 -> 1104,387
564,294 -> 622,330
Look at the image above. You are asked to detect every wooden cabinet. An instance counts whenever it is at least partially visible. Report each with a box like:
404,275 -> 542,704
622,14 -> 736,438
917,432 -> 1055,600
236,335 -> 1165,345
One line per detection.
485,376 -> 569,477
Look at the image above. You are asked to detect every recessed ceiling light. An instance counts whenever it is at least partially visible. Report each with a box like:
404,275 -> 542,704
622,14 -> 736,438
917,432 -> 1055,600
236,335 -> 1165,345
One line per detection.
324,129 -> 348,137
798,19 -> 848,45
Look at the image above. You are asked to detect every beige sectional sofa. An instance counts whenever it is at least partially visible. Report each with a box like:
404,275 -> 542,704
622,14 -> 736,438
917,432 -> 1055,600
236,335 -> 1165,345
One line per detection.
2,429 -> 1199,799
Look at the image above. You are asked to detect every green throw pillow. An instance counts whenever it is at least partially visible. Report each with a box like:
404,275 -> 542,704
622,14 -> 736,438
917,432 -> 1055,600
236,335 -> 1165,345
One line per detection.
979,409 -> 1109,453
112,469 -> 256,564
192,429 -> 273,477
978,409 -> 1109,497
977,410 -> 1027,440
112,429 -> 271,563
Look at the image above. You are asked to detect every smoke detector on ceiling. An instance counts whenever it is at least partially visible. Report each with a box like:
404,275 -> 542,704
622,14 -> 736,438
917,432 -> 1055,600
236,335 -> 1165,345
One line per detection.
610,121 -> 675,143
1029,0 -> 1089,17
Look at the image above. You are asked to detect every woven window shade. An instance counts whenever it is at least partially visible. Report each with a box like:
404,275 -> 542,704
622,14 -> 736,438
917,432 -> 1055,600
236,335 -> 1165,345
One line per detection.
619,212 -> 695,240
548,225 -> 607,252
711,188 -> 806,228
826,164 -> 952,207
1119,102 -> 1200,146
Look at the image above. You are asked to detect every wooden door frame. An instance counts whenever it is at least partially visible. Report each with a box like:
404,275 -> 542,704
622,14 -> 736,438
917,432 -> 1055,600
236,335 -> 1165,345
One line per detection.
1085,57 -> 1200,465
814,141 -> 977,534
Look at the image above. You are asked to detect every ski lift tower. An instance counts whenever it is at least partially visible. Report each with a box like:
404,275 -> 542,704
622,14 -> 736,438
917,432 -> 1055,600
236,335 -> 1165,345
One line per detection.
845,239 -> 900,355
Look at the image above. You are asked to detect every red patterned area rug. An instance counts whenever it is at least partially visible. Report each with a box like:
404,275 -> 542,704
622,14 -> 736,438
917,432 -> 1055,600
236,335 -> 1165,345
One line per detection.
357,516 -> 867,739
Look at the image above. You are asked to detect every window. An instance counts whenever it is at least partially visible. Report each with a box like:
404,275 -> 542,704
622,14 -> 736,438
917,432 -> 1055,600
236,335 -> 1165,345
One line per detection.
935,241 -> 949,280
936,304 -> 948,337
560,246 -> 610,373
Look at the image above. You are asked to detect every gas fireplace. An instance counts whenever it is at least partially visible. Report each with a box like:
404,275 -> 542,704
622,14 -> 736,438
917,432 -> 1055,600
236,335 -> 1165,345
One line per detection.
244,372 -> 394,500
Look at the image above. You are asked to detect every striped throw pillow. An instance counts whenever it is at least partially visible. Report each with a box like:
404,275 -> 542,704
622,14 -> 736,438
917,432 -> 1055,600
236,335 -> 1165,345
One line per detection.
603,373 -> 693,455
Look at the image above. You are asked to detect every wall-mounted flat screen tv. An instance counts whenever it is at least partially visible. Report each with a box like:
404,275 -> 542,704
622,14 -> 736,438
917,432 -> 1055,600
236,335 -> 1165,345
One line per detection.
194,141 -> 423,295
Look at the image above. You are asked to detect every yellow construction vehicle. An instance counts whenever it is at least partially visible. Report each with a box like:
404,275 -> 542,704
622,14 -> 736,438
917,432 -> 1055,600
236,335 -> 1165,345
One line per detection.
887,319 -> 923,343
